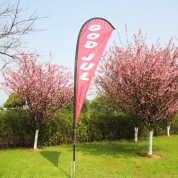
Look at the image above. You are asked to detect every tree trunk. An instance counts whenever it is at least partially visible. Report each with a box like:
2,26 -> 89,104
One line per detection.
148,129 -> 153,155
167,125 -> 170,136
134,127 -> 138,142
34,129 -> 39,149
148,122 -> 154,155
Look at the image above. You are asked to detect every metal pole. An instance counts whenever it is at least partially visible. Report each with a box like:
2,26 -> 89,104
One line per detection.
71,19 -> 79,177
73,127 -> 76,171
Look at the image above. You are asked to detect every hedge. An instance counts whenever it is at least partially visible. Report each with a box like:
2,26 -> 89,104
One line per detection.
0,110 -> 178,148
0,110 -> 34,148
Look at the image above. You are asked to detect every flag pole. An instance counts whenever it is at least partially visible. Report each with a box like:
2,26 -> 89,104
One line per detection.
71,50 -> 77,177
71,21 -> 82,177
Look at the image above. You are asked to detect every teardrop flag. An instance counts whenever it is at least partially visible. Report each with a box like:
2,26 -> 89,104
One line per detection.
74,18 -> 115,125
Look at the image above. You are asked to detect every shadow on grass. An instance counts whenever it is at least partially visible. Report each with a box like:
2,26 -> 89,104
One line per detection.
40,151 -> 61,167
77,140 -> 161,158
60,168 -> 70,178
40,151 -> 70,177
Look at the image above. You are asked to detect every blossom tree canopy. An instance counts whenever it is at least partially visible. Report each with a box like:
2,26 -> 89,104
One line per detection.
2,54 -> 73,148
96,30 -> 178,125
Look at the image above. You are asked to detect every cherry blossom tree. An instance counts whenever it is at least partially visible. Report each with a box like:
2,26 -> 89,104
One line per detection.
95,30 -> 178,155
2,54 -> 73,149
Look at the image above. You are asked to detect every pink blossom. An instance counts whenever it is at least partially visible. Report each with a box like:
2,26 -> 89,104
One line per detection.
95,30 -> 178,124
1,53 -> 74,128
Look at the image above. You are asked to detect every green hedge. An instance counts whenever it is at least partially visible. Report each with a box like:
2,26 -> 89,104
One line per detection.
0,110 -> 178,148
38,112 -> 72,146
77,112 -> 133,142
0,110 -> 34,148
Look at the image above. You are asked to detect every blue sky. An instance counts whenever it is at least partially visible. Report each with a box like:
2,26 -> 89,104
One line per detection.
1,0 -> 178,105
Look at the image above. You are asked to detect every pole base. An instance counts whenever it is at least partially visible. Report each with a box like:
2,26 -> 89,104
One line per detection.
70,161 -> 76,178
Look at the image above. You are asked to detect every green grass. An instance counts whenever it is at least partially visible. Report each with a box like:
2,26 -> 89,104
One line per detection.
0,136 -> 178,178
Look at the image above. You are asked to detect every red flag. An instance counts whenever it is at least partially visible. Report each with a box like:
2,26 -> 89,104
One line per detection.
74,18 -> 114,123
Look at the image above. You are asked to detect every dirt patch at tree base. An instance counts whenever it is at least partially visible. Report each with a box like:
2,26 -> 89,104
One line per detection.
23,148 -> 42,152
137,153 -> 163,158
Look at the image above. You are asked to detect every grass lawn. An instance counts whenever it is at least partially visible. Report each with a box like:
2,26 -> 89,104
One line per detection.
0,135 -> 178,178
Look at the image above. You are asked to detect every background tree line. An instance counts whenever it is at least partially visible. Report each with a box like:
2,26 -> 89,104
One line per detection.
1,96 -> 178,149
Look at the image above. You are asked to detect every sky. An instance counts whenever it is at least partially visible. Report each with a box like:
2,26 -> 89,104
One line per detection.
0,0 -> 178,105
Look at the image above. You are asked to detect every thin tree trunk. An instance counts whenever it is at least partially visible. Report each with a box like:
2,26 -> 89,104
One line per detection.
148,129 -> 153,155
34,129 -> 39,149
167,125 -> 170,136
134,127 -> 138,142
148,121 -> 154,155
